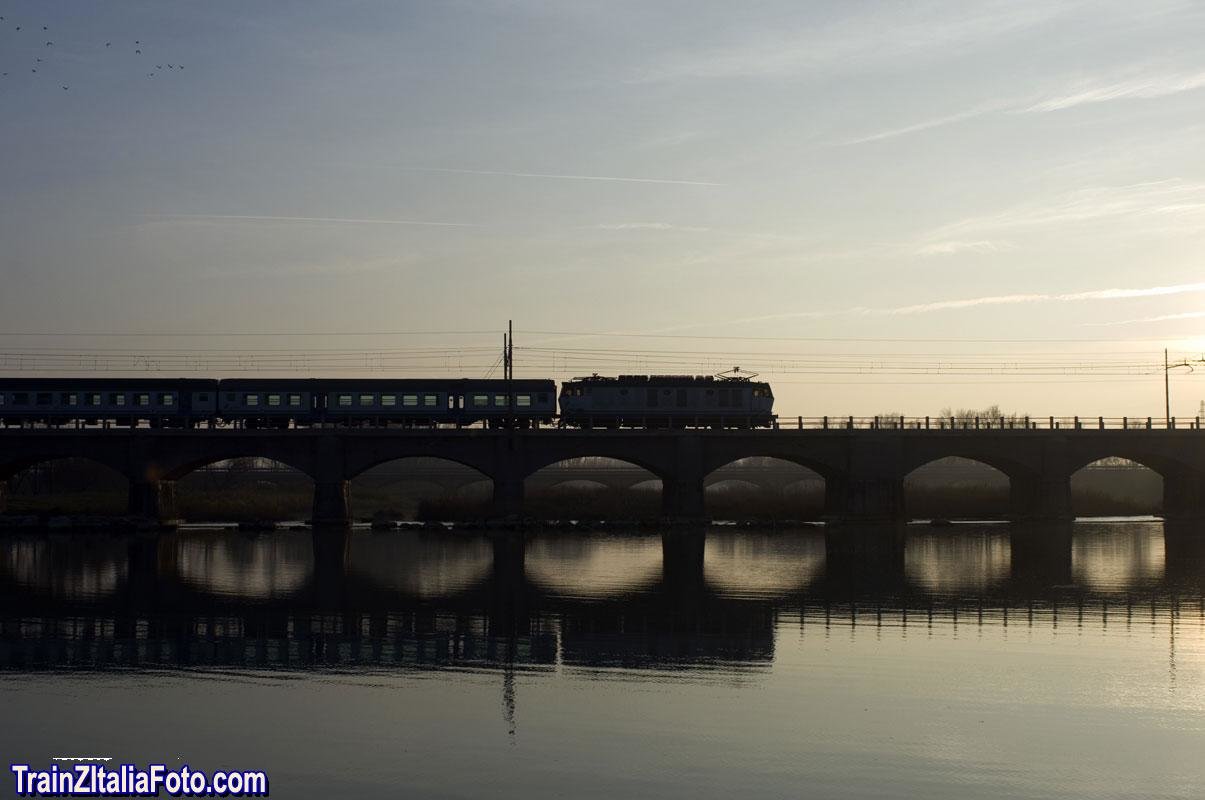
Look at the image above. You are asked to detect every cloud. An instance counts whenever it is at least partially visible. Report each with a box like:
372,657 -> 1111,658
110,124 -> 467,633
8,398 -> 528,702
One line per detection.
638,2 -> 1068,83
840,104 -> 1003,146
397,166 -> 723,187
915,240 -> 1012,257
147,214 -> 482,228
711,280 -> 1205,327
1022,69 -> 1205,112
919,180 -> 1205,241
594,222 -> 712,232
846,68 -> 1205,144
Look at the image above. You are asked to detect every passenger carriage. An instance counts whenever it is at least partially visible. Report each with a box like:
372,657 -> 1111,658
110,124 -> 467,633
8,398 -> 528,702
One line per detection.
0,378 -> 219,428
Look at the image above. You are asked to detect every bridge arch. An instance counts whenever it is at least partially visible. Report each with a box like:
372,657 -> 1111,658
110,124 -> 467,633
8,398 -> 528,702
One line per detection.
903,456 -> 1014,520
524,457 -> 662,519
161,452 -> 315,482
0,452 -> 131,483
703,456 -> 826,520
174,458 -> 314,523
1069,457 -> 1164,518
1,456 -> 128,516
350,456 -> 493,522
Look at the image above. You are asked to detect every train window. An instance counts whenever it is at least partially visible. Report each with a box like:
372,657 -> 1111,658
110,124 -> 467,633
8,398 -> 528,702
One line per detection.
337,394 -> 352,407
403,394 -> 418,407
133,393 -> 149,407
424,394 -> 438,407
14,392 -> 29,405
245,394 -> 260,407
267,394 -> 282,407
359,394 -> 374,406
381,395 -> 397,407
288,394 -> 302,407
159,393 -> 175,406
516,394 -> 531,407
226,393 -> 237,402
494,394 -> 507,407
36,392 -> 52,406
111,393 -> 126,406
472,395 -> 488,407
65,394 -> 78,406
86,394 -> 100,407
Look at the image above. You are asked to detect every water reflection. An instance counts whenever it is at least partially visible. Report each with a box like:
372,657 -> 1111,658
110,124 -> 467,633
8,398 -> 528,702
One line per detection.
1072,522 -> 1166,591
1,521 -> 1204,675
904,529 -> 1011,593
168,529 -> 313,600
704,530 -> 825,598
0,535 -> 129,601
348,531 -> 492,598
524,534 -> 662,599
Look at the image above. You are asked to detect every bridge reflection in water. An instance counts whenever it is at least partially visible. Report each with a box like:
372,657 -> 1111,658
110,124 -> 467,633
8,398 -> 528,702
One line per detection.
2,521 -> 1204,677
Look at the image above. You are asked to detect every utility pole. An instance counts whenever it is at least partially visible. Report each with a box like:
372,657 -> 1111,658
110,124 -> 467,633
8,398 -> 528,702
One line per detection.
1165,348 -> 1171,428
506,319 -> 514,426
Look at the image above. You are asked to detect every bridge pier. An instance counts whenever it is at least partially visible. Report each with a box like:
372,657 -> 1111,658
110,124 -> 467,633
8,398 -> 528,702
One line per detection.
127,480 -> 177,523
1163,469 -> 1205,520
661,529 -> 707,597
1009,475 -> 1073,521
1009,522 -> 1073,587
662,476 -> 706,519
312,480 -> 352,527
825,476 -> 905,524
492,477 -> 525,518
663,438 -> 707,520
312,527 -> 350,609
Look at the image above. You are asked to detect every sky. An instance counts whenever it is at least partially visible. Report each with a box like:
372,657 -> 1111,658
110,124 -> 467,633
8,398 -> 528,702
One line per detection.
1,0 -> 1204,416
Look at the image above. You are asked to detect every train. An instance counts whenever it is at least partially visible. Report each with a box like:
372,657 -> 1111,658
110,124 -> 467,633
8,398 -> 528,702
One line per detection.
0,373 -> 775,429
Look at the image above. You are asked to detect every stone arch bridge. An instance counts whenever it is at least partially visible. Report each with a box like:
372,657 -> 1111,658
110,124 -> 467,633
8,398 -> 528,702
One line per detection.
0,429 -> 1202,523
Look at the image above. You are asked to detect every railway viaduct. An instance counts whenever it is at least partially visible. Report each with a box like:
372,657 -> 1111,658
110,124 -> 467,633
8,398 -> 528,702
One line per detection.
0,428 -> 1202,524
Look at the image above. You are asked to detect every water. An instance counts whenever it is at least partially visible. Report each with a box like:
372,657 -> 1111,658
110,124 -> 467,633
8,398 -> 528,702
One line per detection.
3,521 -> 1205,799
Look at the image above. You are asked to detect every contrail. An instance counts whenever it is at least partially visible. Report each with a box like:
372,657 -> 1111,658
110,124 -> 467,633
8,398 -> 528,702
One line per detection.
1083,310 -> 1205,327
632,281 -> 1205,333
398,166 -> 724,187
147,214 -> 483,228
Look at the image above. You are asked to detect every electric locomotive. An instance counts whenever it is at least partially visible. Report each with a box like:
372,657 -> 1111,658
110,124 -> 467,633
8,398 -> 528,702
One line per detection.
558,370 -> 774,428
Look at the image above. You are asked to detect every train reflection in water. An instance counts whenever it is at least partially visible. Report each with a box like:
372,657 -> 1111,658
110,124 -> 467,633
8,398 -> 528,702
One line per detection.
2,522 -> 1205,675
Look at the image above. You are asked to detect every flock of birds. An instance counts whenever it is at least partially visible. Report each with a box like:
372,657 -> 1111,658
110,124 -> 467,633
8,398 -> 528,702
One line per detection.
1,16 -> 184,92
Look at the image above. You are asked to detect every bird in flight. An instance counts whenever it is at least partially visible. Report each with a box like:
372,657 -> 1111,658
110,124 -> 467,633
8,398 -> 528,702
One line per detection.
45,41 -> 52,46
61,85 -> 68,91
135,49 -> 141,54
105,42 -> 111,47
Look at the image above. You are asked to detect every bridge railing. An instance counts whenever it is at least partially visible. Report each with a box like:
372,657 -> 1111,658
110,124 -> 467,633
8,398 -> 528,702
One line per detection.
1,415 -> 1202,432
770,415 -> 1205,431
